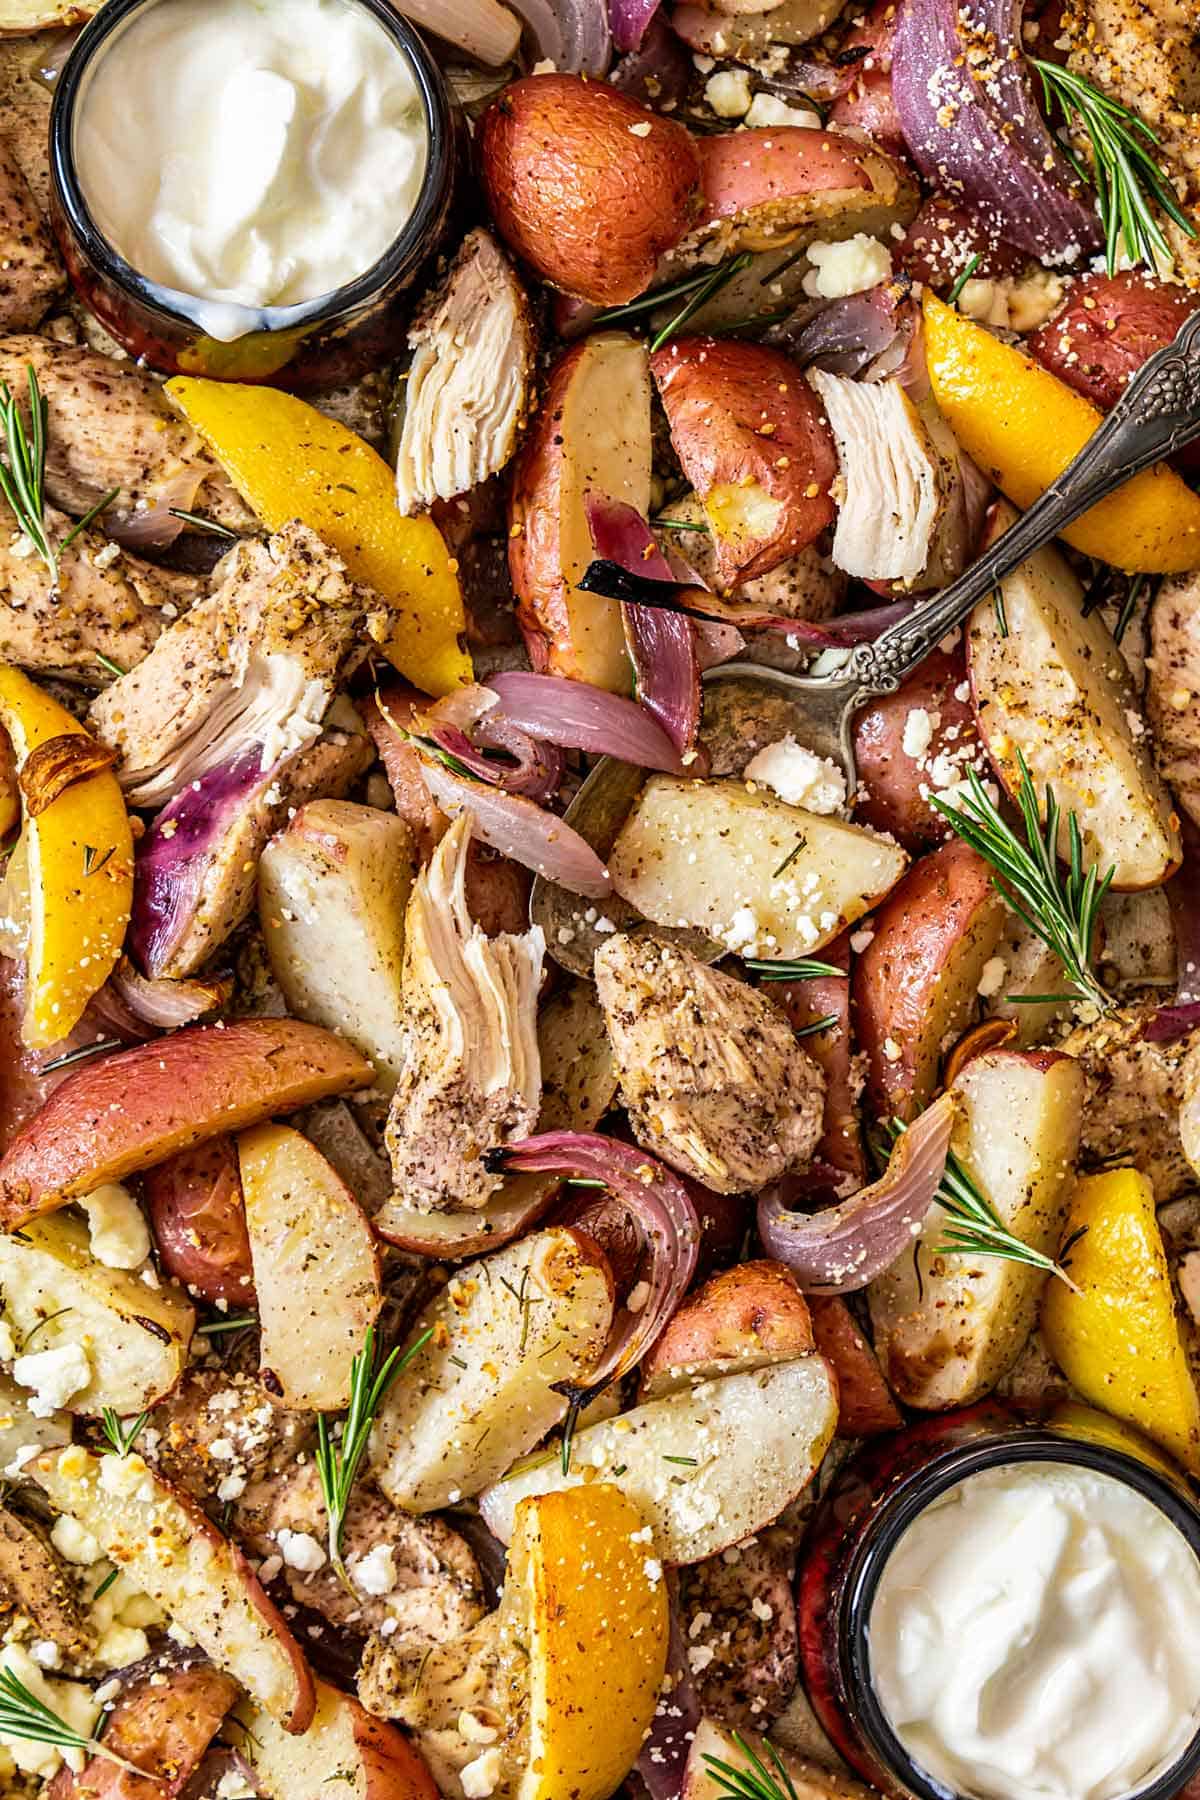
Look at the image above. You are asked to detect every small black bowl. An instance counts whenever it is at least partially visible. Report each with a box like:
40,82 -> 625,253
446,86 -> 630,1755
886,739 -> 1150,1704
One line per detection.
799,1404 -> 1200,1800
49,0 -> 461,386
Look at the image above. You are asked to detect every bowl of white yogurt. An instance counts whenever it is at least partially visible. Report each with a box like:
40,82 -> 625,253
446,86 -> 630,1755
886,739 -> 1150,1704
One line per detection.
799,1406 -> 1200,1800
48,0 -> 460,383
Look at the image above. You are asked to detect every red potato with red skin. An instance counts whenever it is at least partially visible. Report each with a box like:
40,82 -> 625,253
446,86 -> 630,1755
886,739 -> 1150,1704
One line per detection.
47,1658 -> 240,1799
828,68 -> 905,157
852,646 -> 987,853
853,838 -> 1008,1120
808,1297 -> 902,1435
652,336 -> 837,588
693,130 -> 916,254
771,935 -> 864,1185
1027,272 -> 1200,469
235,1678 -> 441,1800
641,1259 -> 816,1397
144,1136 -> 256,1308
0,1019 -> 373,1230
896,196 -> 1025,287
478,74 -> 700,304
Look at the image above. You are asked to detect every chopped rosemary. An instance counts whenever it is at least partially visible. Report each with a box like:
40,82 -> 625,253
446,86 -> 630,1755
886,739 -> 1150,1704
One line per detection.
82,845 -> 115,878
703,1731 -> 800,1800
772,837 -> 808,879
651,253 -> 754,354
793,1013 -> 839,1039
92,1566 -> 120,1601
884,1116 -> 1077,1287
948,251 -> 981,307
1033,60 -> 1197,274
93,652 -> 125,679
167,508 -> 238,540
100,1407 -> 148,1458
316,1325 -> 433,1590
932,758 -> 1114,1015
37,1039 -> 123,1075
992,586 -> 1009,639
742,957 -> 841,982
197,1314 -> 258,1335
0,1666 -> 143,1777
1114,573 -> 1150,645
662,1454 -> 698,1466
19,1307 -> 72,1352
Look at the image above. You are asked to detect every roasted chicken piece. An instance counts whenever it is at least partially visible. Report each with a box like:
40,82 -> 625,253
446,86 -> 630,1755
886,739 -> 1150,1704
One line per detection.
1060,0 -> 1200,286
0,510 -> 197,681
594,932 -> 825,1193
1060,1004 -> 1199,1201
395,228 -> 534,515
0,137 -> 61,330
0,334 -> 255,531
0,1509 -> 88,1665
1148,571 -> 1200,826
88,521 -> 390,806
131,723 -> 374,979
679,1530 -> 800,1730
146,1367 -> 313,1507
385,814 -> 545,1212
360,1612 -> 518,1800
235,1460 -> 486,1644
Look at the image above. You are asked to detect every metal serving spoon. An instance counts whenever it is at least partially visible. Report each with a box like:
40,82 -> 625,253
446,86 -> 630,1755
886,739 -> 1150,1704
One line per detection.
533,310 -> 1200,974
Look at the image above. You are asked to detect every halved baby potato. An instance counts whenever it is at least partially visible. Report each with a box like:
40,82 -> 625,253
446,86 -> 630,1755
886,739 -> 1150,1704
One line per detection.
609,775 -> 907,961
480,1355 -> 838,1564
692,129 -> 916,259
683,1718 -> 874,1800
0,1210 -> 194,1414
640,1260 -> 815,1398
370,1227 -> 614,1513
235,1678 -> 439,1800
969,505 -> 1180,890
509,332 -> 650,692
32,1444 -> 315,1732
237,1123 -> 383,1412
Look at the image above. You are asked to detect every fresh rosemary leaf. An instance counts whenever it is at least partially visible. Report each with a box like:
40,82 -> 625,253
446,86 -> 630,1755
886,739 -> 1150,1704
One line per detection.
316,1325 -> 433,1589
772,837 -> 808,879
60,486 -> 121,555
884,1117 -> 1077,1288
0,1667 -> 142,1776
703,1732 -> 800,1800
0,366 -> 57,582
931,757 -> 1114,1014
650,517 -> 708,532
1114,573 -> 1150,645
743,957 -> 841,982
100,1407 -> 149,1458
197,1313 -> 258,1335
992,587 -> 1009,639
19,1306 -> 72,1352
1033,61 -> 1197,274
948,252 -> 981,307
167,508 -> 239,540
793,1013 -> 839,1039
651,254 -> 753,354
92,1566 -> 120,1601
37,1038 -> 124,1075
93,652 -> 125,679
593,264 -> 731,328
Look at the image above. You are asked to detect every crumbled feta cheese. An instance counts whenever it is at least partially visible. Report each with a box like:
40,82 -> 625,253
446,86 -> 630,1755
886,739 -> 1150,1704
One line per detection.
99,1451 -> 150,1498
277,1528 -> 326,1574
97,1623 -> 150,1668
688,1644 -> 716,1674
30,1640 -> 60,1670
351,1543 -> 397,1597
217,1472 -> 247,1503
744,92 -> 820,129
705,69 -> 752,117
722,906 -> 761,952
745,737 -> 847,815
901,708 -> 934,761
80,1181 -> 151,1269
0,1645 -> 98,1777
643,1557 -> 664,1585
459,1710 -> 500,1746
12,1341 -> 90,1417
50,1513 -> 101,1568
216,1770 -> 258,1800
803,234 -> 892,300
461,1748 -> 505,1798
882,1036 -> 902,1063
751,1596 -> 774,1622
976,956 -> 1007,999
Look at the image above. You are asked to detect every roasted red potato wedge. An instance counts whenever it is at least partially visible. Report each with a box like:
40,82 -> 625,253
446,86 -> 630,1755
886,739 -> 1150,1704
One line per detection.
234,1678 -> 439,1800
771,940 -> 863,1184
651,336 -> 837,587
852,646 -> 987,852
853,838 -> 1007,1119
478,74 -> 700,304
1026,273 -> 1200,428
896,197 -> 1025,287
692,129 -> 916,256
510,332 -> 650,692
48,1655 -> 239,1800
34,1445 -> 315,1732
144,1135 -> 256,1308
828,66 -> 904,155
0,1019 -> 373,1229
641,1260 -> 814,1398
238,1123 -> 383,1412
807,1296 -> 902,1435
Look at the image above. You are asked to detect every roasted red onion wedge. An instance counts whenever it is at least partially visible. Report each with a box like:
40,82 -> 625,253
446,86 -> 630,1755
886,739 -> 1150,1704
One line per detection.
579,555 -> 915,643
418,760 -> 614,899
487,671 -> 686,773
485,1130 -> 701,1401
757,1093 -> 956,1292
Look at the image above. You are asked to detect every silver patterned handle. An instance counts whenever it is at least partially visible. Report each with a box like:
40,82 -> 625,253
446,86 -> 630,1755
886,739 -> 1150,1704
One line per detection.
842,309 -> 1200,697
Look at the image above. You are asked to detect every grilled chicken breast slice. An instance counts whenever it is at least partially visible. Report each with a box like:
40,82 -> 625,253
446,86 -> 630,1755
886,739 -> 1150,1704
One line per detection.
0,137 -> 62,330
594,931 -> 825,1193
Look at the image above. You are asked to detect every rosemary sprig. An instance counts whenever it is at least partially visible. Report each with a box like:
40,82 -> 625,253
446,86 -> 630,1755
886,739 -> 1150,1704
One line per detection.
593,263 -> 734,327
884,1117 -> 1077,1287
1033,61 -> 1197,274
100,1407 -> 148,1458
931,757 -> 1114,1014
742,957 -> 841,982
316,1325 -> 433,1590
0,366 -> 57,582
703,1732 -> 799,1800
0,1666 -> 142,1776
651,254 -> 753,354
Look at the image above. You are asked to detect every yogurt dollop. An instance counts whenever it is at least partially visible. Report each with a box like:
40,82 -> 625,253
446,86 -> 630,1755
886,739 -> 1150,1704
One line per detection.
868,1461 -> 1200,1800
74,0 -> 429,336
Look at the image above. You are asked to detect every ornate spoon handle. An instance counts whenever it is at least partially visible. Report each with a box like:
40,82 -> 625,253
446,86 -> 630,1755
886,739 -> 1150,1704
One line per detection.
841,310 -> 1200,696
